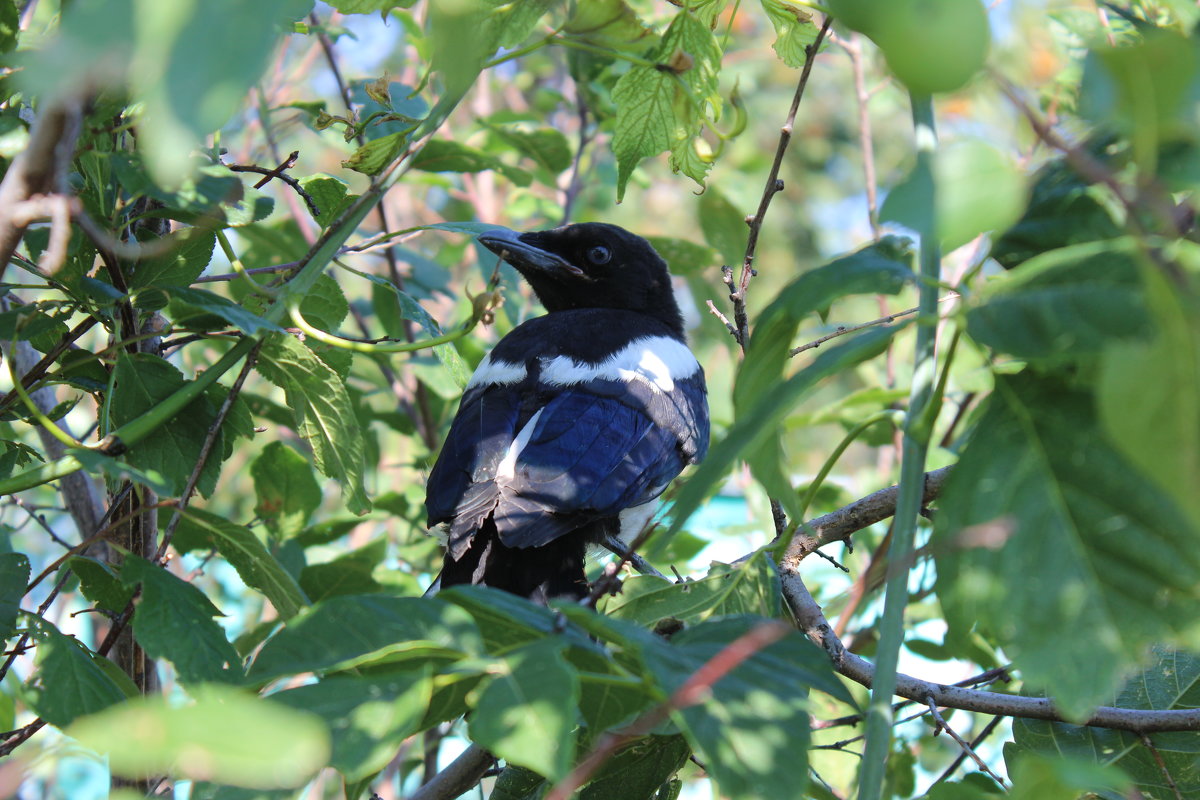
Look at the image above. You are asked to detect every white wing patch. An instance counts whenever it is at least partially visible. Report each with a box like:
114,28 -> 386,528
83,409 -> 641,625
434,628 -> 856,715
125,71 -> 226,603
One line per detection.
496,407 -> 544,481
541,336 -> 699,391
618,499 -> 660,543
467,353 -> 527,389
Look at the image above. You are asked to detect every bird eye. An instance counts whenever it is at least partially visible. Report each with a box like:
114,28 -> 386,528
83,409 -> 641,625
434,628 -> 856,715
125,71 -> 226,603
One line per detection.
587,245 -> 612,265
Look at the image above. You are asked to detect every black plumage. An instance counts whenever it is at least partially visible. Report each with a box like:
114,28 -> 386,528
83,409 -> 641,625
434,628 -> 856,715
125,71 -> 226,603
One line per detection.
425,223 -> 709,601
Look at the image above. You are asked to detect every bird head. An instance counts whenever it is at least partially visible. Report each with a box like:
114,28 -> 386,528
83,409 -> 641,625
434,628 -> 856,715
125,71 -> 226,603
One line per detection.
477,223 -> 683,332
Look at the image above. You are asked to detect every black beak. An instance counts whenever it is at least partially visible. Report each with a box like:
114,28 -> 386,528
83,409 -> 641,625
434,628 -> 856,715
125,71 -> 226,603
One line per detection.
477,228 -> 585,277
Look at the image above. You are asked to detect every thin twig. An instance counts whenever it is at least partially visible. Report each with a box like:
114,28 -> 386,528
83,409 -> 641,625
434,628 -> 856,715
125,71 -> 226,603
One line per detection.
1140,733 -> 1185,800
925,697 -> 1009,788
227,162 -> 321,218
155,340 -> 262,562
933,715 -> 1004,785
729,15 -> 833,348
599,534 -> 668,580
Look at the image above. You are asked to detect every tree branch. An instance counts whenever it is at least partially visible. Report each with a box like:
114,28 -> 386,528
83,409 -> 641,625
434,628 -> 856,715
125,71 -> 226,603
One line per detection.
405,744 -> 496,800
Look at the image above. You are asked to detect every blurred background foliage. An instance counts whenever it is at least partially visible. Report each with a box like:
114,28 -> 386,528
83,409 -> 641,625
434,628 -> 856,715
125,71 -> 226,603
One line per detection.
2,0 -> 1200,799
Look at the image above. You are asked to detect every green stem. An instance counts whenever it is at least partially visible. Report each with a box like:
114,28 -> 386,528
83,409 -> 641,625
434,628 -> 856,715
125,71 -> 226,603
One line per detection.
797,410 -> 899,520
857,93 -> 940,800
0,336 -> 258,495
288,300 -> 479,353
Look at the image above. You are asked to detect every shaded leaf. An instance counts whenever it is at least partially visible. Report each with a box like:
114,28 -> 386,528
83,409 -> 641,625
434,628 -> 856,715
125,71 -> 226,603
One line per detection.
469,639 -> 580,781
605,552 -> 780,627
935,373 -> 1200,717
23,619 -> 127,726
0,552 -> 29,641
173,508 -> 308,620
251,441 -> 323,540
122,554 -> 242,684
67,556 -> 134,613
271,671 -> 431,781
257,333 -> 371,514
247,595 -> 482,682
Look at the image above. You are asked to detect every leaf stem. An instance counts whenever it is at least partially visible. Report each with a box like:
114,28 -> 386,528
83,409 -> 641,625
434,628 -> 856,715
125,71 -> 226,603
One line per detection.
857,92 -> 940,800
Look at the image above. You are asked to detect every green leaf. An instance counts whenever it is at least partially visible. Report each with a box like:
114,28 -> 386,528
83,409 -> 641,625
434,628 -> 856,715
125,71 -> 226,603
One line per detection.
664,240 -> 912,532
110,353 -> 228,497
991,153 -> 1123,270
1098,258 -> 1200,529
469,639 -> 580,781
1004,752 -> 1132,800
23,619 -> 127,726
257,333 -> 371,514
271,671 -> 431,781
411,139 -> 531,186
328,1 -> 418,15
68,684 -> 329,790
481,121 -> 573,174
612,10 -> 722,201
698,187 -> 747,268
299,539 -> 388,602
0,552 -> 29,641
442,584 -> 596,654
641,616 -> 851,799
966,238 -> 1152,364
251,441 -> 323,540
130,231 -> 217,293
760,0 -> 817,67
1009,647 -> 1199,799
934,373 -> 1200,718
173,508 -> 308,620
0,0 -> 18,54
299,175 -> 357,227
122,554 -> 242,684
643,236 -> 716,276
168,286 -> 284,335
882,138 -> 1028,252
343,130 -> 411,176
67,556 -> 135,613
605,552 -> 780,627
581,735 -> 691,800
247,595 -> 482,682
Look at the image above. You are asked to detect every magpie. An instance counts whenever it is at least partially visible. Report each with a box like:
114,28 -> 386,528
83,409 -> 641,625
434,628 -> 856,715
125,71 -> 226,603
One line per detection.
425,223 -> 710,601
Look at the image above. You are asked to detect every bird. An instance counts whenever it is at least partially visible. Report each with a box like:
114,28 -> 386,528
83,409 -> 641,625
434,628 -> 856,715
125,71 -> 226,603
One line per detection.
424,222 -> 710,601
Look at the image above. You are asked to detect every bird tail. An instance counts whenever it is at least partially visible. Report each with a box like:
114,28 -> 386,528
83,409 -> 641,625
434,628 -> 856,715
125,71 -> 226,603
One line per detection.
440,519 -> 588,602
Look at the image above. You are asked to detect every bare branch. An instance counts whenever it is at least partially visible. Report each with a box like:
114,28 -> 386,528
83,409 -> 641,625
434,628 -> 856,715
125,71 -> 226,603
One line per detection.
405,744 -> 496,800
924,697 -> 1009,788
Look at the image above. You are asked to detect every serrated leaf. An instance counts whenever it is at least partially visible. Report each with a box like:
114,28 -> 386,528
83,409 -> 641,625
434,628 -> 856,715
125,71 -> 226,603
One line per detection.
605,552 -> 780,627
0,552 -> 29,641
68,684 -> 329,789
23,619 -> 126,726
967,238 -> 1152,364
122,554 -> 242,684
257,333 -> 371,514
247,595 -> 482,682
469,639 -> 580,780
343,130 -> 411,176
612,10 -> 721,201
173,508 -> 307,620
935,373 -> 1200,718
298,174 -> 357,227
251,441 -> 322,540
169,286 -> 284,335
110,353 -> 228,497
760,0 -> 816,67
130,230 -> 217,291
271,671 -> 431,781
67,556 -> 135,613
